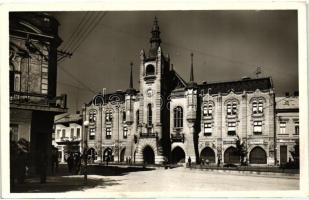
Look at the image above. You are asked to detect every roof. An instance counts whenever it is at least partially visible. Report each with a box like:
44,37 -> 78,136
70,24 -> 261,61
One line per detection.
198,77 -> 273,94
88,90 -> 126,106
54,113 -> 82,124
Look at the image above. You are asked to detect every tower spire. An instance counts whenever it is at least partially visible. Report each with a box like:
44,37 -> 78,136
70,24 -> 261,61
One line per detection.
129,62 -> 133,89
190,53 -> 194,82
149,16 -> 161,58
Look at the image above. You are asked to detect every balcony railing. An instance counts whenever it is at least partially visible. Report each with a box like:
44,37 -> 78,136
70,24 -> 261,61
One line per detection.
10,91 -> 67,110
140,132 -> 158,138
171,133 -> 184,143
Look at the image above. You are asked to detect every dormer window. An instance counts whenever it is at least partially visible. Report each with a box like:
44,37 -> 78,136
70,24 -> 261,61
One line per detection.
146,64 -> 155,76
203,103 -> 213,116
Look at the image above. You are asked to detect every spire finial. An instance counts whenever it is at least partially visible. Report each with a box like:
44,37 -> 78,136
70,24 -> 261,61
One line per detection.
129,62 -> 133,89
190,53 -> 194,82
149,16 -> 161,58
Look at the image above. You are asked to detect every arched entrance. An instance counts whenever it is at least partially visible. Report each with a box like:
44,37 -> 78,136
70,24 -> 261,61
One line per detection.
171,146 -> 185,163
224,147 -> 240,164
143,145 -> 155,164
200,147 -> 215,163
249,146 -> 267,164
120,148 -> 125,162
103,148 -> 113,162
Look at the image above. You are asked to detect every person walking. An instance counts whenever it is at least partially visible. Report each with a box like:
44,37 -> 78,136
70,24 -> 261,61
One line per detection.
188,156 -> 191,168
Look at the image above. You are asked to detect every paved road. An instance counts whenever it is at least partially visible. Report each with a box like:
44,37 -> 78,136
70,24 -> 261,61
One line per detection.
65,166 -> 299,196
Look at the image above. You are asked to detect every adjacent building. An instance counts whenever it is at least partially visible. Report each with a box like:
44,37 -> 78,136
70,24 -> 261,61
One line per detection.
9,12 -> 67,175
53,113 -> 82,163
275,94 -> 299,165
81,18 -> 286,165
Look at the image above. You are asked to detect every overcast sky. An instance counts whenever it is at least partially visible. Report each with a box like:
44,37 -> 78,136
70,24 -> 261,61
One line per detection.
52,10 -> 298,113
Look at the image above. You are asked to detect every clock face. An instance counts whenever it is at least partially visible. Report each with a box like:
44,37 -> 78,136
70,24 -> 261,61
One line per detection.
147,89 -> 153,97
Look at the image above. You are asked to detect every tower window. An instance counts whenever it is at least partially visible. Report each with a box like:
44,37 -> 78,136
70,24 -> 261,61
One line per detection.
173,106 -> 183,128
106,127 -> 112,139
146,64 -> 155,76
89,128 -> 96,140
147,104 -> 152,126
227,122 -> 236,136
204,123 -> 212,136
253,121 -> 262,134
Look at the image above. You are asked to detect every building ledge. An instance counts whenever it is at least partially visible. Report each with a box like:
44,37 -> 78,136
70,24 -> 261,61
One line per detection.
10,102 -> 67,113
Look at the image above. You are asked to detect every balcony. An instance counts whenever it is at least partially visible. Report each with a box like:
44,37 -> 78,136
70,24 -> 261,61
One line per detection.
10,91 -> 67,113
140,132 -> 158,138
171,133 -> 184,143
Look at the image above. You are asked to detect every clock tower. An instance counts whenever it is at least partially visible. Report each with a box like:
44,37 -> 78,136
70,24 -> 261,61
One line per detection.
135,17 -> 171,164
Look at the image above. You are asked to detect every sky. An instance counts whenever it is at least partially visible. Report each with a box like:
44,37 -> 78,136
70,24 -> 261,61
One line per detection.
52,10 -> 298,113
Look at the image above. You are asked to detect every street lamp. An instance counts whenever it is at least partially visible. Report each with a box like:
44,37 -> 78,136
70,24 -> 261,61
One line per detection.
83,120 -> 89,185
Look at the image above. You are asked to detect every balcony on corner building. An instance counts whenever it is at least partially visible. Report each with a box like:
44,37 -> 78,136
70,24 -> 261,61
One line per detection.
10,91 -> 67,113
171,133 -> 184,143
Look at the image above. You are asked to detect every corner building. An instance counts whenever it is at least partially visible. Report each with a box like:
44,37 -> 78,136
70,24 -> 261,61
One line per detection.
83,18 -> 276,165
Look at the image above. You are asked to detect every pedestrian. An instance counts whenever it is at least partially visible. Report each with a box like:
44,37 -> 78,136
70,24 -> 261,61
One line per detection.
129,156 -> 132,165
217,157 -> 221,167
188,156 -> 191,168
206,159 -> 209,166
75,153 -> 81,174
67,153 -> 74,173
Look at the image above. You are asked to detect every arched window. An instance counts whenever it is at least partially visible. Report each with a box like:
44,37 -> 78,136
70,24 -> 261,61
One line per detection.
146,64 -> 155,76
147,104 -> 152,126
227,101 -> 237,115
203,103 -> 213,116
174,106 -> 183,128
105,110 -> 113,123
89,110 -> 97,123
252,99 -> 263,114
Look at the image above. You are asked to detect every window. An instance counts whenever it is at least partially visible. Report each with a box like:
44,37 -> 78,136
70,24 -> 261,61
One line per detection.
203,104 -> 213,116
279,122 -> 286,134
77,128 -> 81,138
294,121 -> 299,135
204,123 -> 212,136
123,127 -> 128,138
106,127 -> 112,139
174,106 -> 183,128
227,101 -> 237,115
253,100 -> 263,114
227,122 -> 236,136
89,128 -> 96,140
70,128 -> 74,138
62,129 -> 65,138
89,110 -> 97,123
146,64 -> 155,76
106,111 -> 113,123
123,111 -> 126,122
253,121 -> 262,134
147,104 -> 152,126
57,129 -> 61,139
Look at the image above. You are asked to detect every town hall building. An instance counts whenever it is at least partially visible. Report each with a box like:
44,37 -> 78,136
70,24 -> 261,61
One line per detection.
81,17 -> 280,165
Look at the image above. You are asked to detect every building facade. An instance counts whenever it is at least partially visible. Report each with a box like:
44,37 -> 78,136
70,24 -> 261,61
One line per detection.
9,12 -> 67,175
53,113 -> 83,163
275,95 -> 299,165
82,18 -> 296,166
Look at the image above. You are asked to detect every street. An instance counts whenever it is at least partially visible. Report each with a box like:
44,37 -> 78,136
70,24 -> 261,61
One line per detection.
13,165 -> 299,195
